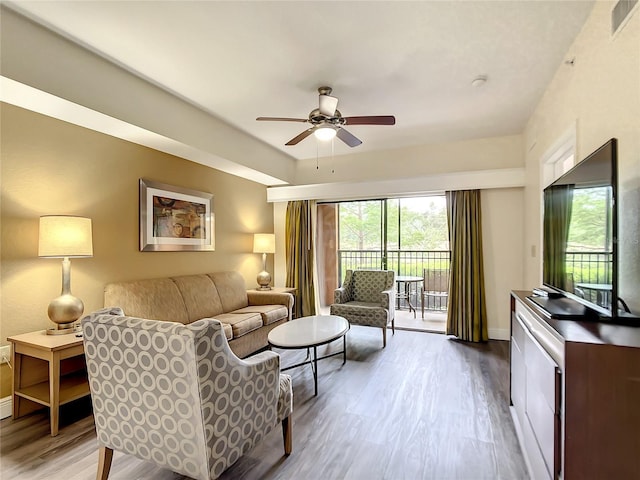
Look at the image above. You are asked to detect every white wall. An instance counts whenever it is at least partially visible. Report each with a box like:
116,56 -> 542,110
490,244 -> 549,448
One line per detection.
523,1 -> 640,313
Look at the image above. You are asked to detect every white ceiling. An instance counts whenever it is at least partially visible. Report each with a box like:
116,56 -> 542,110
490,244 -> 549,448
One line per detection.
7,1 -> 595,161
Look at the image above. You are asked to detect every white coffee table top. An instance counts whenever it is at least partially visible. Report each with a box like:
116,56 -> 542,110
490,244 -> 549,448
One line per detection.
268,315 -> 349,349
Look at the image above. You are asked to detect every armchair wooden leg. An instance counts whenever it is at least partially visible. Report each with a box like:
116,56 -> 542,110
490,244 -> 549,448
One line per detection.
392,318 -> 395,335
97,446 -> 114,480
282,416 -> 292,455
382,326 -> 387,348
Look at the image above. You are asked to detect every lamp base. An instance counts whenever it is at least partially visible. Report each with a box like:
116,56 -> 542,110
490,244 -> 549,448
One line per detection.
47,292 -> 83,335
256,270 -> 272,290
46,323 -> 76,335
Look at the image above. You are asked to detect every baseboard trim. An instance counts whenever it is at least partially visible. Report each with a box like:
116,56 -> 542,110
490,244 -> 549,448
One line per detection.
488,327 -> 510,341
0,396 -> 12,420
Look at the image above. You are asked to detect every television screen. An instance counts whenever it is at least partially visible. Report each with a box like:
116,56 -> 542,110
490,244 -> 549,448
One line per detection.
542,139 -> 617,316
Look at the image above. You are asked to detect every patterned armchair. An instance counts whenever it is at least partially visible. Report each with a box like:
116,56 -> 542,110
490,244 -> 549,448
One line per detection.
330,269 -> 396,347
82,313 -> 293,480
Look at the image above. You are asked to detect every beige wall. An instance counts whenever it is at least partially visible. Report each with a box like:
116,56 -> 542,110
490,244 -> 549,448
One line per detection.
295,134 -> 524,185
523,1 -> 640,313
481,188 -> 525,338
0,103 -> 274,397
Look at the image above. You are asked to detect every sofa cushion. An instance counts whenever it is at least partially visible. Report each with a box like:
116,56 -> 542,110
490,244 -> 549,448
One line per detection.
202,317 -> 233,340
171,274 -> 224,322
104,279 -> 189,323
213,312 -> 263,338
208,271 -> 249,312
233,305 -> 288,326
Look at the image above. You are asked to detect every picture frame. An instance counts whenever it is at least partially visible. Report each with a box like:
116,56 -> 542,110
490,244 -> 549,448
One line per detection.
139,178 -> 215,252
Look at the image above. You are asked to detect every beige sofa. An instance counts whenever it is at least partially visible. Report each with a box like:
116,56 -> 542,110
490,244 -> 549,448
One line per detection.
104,271 -> 294,358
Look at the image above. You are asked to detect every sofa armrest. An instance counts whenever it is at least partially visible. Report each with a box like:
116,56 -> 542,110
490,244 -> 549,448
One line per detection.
247,290 -> 294,320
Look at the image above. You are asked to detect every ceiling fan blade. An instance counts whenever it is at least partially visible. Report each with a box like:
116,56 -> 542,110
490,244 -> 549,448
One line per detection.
319,94 -> 339,117
344,115 -> 396,126
336,128 -> 362,147
256,117 -> 308,122
285,128 -> 314,146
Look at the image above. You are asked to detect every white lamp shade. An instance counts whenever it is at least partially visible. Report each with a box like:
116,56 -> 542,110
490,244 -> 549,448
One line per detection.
39,216 -> 94,257
253,233 -> 275,254
314,125 -> 337,141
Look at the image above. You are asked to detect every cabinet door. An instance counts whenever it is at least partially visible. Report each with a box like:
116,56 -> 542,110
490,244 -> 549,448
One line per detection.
524,329 -> 561,479
510,315 -> 526,427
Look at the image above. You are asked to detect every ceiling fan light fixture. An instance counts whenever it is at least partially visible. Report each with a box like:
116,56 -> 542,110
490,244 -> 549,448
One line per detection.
314,125 -> 337,141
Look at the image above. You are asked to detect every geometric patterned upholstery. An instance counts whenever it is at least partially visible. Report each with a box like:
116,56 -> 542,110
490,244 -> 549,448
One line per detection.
82,313 -> 293,480
330,269 -> 395,347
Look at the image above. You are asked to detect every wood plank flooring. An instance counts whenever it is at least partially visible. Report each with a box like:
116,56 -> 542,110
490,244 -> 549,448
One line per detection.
0,327 -> 528,480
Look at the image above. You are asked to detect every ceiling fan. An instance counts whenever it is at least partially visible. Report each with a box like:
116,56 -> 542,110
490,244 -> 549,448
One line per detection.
256,86 -> 395,147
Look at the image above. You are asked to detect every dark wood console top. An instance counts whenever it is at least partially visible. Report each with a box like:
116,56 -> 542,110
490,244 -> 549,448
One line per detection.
512,290 -> 640,348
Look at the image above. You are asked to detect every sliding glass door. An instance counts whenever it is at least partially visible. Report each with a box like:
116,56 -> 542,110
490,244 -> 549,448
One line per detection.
314,196 -> 449,306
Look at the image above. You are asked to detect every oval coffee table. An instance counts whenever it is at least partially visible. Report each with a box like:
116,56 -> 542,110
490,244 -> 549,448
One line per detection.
268,315 -> 349,396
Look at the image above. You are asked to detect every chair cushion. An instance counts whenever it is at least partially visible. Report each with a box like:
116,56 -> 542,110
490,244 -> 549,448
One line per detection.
330,302 -> 389,328
213,312 -> 263,338
232,305 -> 288,325
352,270 -> 392,303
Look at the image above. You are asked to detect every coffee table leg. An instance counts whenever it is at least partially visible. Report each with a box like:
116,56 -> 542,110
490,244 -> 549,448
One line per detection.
313,346 -> 318,396
342,335 -> 347,365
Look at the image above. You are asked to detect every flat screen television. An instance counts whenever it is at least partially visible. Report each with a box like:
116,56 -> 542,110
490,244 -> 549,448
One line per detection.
538,138 -> 618,319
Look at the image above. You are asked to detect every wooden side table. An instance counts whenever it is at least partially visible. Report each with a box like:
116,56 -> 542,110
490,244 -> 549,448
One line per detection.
7,330 -> 90,436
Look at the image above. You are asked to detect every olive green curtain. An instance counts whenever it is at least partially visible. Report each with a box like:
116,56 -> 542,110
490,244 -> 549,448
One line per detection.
445,190 -> 488,342
285,200 -> 317,318
543,185 -> 574,291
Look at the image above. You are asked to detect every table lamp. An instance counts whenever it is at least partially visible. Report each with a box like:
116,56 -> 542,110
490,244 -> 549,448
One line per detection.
253,233 -> 275,290
39,215 -> 93,335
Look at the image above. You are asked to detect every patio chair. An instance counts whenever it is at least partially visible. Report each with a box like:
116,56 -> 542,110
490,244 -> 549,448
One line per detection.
82,312 -> 293,480
330,269 -> 395,347
421,268 -> 450,317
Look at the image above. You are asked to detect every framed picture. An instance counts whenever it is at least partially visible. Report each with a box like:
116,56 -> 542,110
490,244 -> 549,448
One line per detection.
139,178 -> 215,252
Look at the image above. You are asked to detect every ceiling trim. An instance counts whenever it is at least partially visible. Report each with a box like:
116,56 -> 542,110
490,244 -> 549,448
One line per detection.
1,76 -> 287,186
267,167 -> 526,203
1,6 -> 296,186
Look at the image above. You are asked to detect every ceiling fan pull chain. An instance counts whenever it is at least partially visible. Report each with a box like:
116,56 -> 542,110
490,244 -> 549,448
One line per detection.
331,137 -> 335,174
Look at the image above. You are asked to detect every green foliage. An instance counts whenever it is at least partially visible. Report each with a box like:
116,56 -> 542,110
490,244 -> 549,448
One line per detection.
567,187 -> 611,251
338,200 -> 382,250
338,196 -> 449,251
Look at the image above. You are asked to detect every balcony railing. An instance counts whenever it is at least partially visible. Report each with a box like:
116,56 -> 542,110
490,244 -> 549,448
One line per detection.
338,249 -> 451,278
565,251 -> 612,306
337,250 -> 612,310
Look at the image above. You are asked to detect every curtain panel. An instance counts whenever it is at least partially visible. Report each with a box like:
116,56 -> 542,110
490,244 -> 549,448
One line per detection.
543,185 -> 574,292
285,200 -> 317,318
445,190 -> 488,342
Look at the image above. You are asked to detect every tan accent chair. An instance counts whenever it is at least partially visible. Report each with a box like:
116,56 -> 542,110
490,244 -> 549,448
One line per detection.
421,268 -> 450,317
330,269 -> 395,347
82,312 -> 293,480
